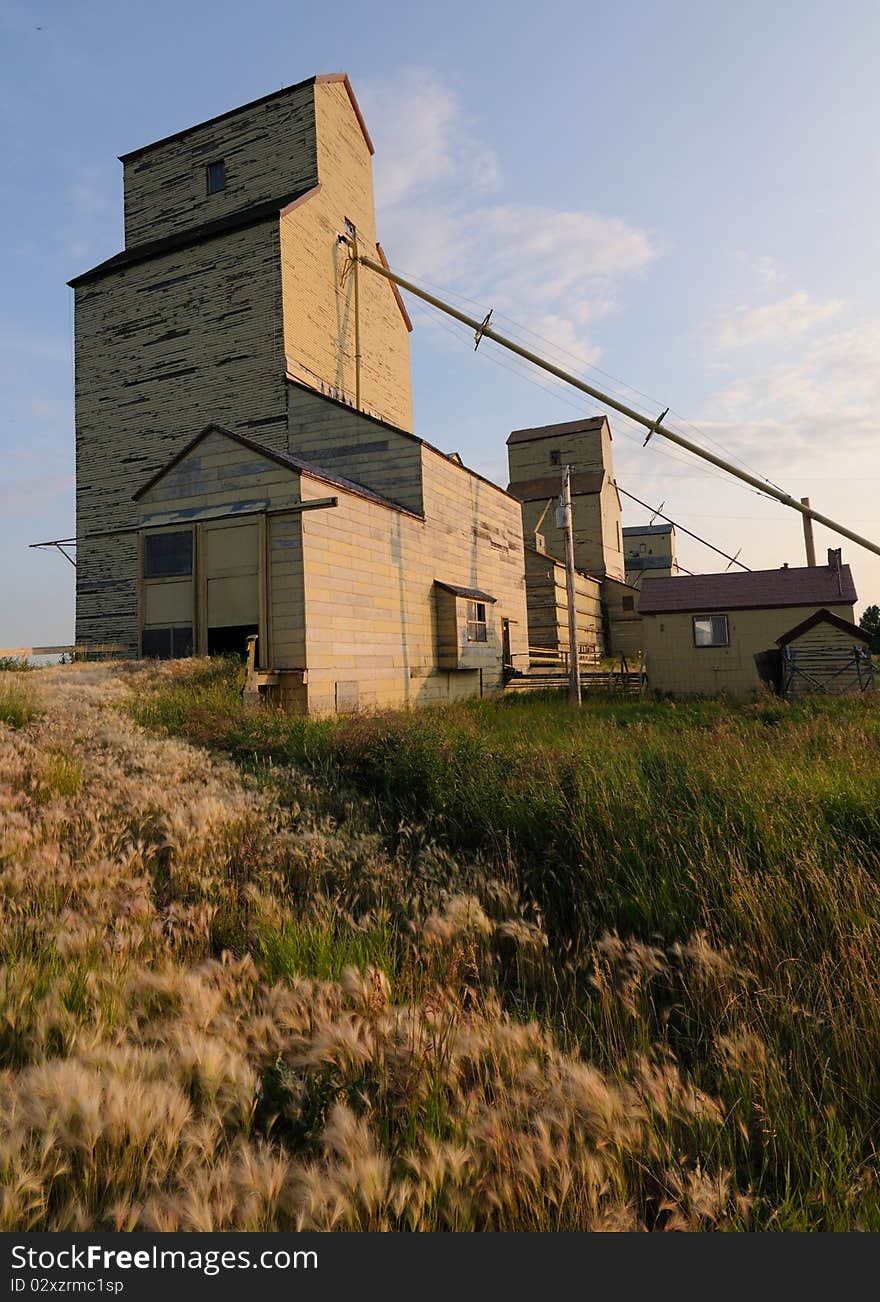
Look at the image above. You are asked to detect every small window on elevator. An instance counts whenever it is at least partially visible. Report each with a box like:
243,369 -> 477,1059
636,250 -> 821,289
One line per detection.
206,159 -> 226,194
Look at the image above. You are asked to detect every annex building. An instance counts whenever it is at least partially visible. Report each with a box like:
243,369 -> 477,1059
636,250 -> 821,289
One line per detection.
638,560 -> 862,697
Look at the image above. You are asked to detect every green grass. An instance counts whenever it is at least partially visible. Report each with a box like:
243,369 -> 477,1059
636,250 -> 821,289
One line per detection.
0,678 -> 42,728
127,661 -> 880,1228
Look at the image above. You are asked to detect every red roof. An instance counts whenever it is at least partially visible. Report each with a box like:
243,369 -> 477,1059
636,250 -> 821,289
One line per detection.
637,564 -> 857,615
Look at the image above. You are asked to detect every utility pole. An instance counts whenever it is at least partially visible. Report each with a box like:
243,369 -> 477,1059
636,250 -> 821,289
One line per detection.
347,244 -> 880,564
557,465 -> 581,705
801,497 -> 817,566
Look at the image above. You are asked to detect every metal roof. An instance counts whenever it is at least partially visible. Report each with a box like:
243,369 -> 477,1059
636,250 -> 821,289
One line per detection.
623,523 -> 675,537
434,581 -> 497,604
637,564 -> 858,614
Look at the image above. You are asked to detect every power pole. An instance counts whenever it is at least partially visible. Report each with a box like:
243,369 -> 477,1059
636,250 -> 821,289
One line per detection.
557,465 -> 581,705
801,496 -> 817,566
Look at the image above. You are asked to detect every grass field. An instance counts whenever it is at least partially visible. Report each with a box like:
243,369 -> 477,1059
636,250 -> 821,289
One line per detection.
2,658 -> 880,1229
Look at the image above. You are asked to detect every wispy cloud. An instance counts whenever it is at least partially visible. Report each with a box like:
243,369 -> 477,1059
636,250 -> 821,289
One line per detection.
734,251 -> 783,290
361,68 -> 655,366
707,290 -> 844,353
700,316 -> 880,463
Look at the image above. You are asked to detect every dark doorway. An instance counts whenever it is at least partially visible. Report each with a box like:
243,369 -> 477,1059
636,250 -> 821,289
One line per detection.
501,618 -> 513,680
207,625 -> 258,658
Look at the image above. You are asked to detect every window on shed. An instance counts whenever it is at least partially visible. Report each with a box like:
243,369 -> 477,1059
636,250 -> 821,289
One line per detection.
206,159 -> 226,194
549,449 -> 561,466
466,601 -> 488,643
144,530 -> 193,578
693,614 -> 729,647
622,595 -> 634,611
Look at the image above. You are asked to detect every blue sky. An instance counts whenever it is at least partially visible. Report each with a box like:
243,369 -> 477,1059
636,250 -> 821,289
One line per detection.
2,0 -> 879,645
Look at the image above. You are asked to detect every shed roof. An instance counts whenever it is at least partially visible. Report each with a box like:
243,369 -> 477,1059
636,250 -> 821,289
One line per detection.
434,581 -> 497,604
507,416 -> 608,446
776,608 -> 871,648
68,185 -> 316,287
637,564 -> 857,615
133,423 -> 423,518
623,523 -> 675,537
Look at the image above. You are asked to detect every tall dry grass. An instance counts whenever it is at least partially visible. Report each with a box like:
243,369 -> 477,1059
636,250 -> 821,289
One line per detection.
2,660 -> 879,1228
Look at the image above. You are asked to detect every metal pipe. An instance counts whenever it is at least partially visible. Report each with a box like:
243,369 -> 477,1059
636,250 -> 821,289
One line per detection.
352,234 -> 362,410
351,245 -> 880,563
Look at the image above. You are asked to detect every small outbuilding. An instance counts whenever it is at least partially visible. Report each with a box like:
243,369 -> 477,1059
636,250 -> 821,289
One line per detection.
775,608 -> 874,698
638,561 -> 860,697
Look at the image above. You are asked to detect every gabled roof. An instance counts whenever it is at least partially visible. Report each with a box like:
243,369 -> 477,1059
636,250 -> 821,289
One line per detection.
637,564 -> 858,615
776,608 -> 871,648
133,423 -> 423,517
507,416 -> 608,446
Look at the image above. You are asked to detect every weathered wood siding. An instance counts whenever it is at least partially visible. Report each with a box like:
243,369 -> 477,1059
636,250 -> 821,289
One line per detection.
286,381 -> 423,514
74,221 -> 287,649
507,419 -> 624,579
122,82 -> 318,248
523,547 -> 604,656
280,80 -> 413,433
784,622 -> 872,697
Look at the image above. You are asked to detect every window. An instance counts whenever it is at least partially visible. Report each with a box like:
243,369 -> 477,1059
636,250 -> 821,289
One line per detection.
466,601 -> 488,642
693,614 -> 729,647
141,626 -> 193,660
144,530 -> 193,578
206,159 -> 226,194
549,449 -> 561,466
622,595 -> 634,612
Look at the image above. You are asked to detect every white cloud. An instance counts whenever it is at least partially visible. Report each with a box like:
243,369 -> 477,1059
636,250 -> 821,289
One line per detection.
367,68 -> 500,207
735,251 -> 783,289
708,291 -> 844,353
701,317 -> 880,461
360,69 -> 655,369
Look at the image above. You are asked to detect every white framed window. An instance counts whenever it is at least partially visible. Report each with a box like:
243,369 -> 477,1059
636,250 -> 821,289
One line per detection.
693,614 -> 729,647
466,601 -> 488,642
